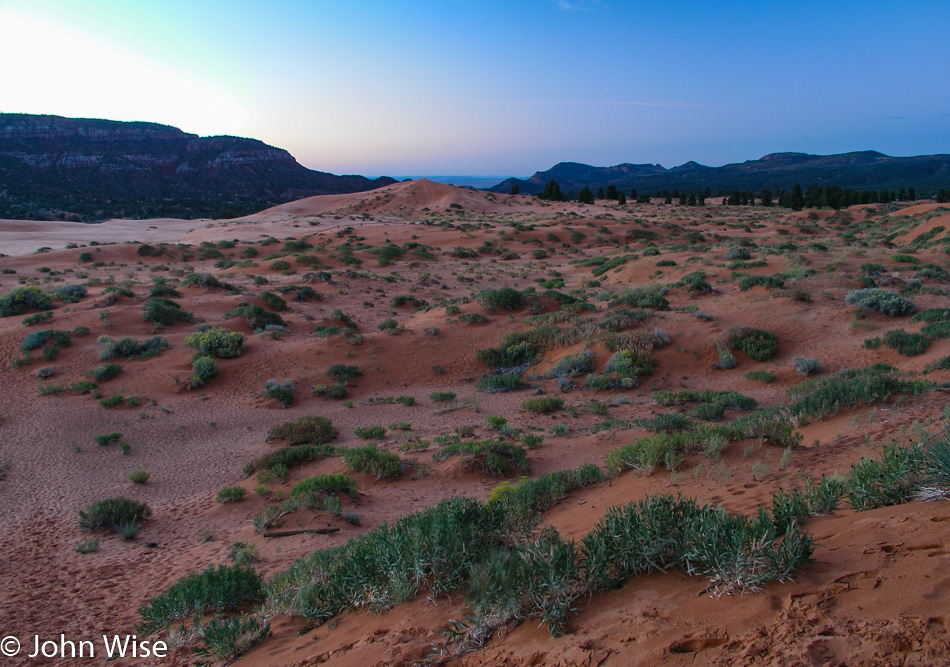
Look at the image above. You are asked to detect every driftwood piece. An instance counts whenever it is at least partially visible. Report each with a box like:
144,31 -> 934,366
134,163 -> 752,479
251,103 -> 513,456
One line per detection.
262,527 -> 340,538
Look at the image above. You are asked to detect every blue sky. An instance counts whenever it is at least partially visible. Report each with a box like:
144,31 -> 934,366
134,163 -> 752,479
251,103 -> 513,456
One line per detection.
1,0 -> 948,177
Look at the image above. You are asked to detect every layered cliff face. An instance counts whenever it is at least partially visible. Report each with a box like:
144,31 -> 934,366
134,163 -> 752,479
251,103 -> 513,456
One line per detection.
0,114 -> 394,221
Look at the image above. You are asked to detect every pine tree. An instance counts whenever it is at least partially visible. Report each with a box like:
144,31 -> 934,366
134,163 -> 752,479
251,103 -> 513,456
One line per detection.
540,180 -> 564,202
510,184 -> 520,195
577,186 -> 594,205
606,185 -> 619,200
759,189 -> 772,207
630,187 -> 638,201
597,187 -> 605,199
790,184 -> 805,211
617,192 -> 627,205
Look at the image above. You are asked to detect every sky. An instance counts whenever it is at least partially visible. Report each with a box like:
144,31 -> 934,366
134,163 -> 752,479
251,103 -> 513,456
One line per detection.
1,0 -> 949,178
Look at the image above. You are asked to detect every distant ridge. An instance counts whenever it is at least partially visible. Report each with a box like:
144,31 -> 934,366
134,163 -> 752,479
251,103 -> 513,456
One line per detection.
490,151 -> 950,196
0,114 -> 395,221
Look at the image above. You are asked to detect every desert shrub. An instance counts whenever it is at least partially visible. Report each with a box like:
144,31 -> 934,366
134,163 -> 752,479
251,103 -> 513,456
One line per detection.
266,417 -> 337,448
98,335 -> 169,360
786,364 -> 931,423
54,284 -> 88,302
79,497 -> 151,532
475,373 -> 524,393
435,439 -> 529,476
639,412 -> 690,433
713,338 -> 737,369
21,329 -> 70,353
292,474 -> 358,500
217,486 -> 247,503
314,383 -> 348,399
521,396 -> 564,414
846,443 -> 921,511
0,286 -> 53,317
744,369 -> 775,383
883,329 -> 930,356
891,254 -> 919,264
448,246 -> 478,259
76,538 -> 99,554
99,395 -> 124,408
546,350 -> 595,378
260,291 -> 288,312
477,340 -> 538,369
265,379 -> 295,407
342,445 -> 402,480
458,312 -> 489,324
22,311 -> 53,326
913,308 -> 950,324
128,470 -> 150,484
921,320 -> 950,340
92,363 -> 122,382
430,391 -> 457,402
193,613 -> 270,664
478,287 -> 526,313
327,364 -> 361,382
95,432 -> 121,446
844,288 -> 915,316
675,271 -> 712,293
793,356 -> 821,376
185,327 -> 246,358
724,246 -> 751,260
724,326 -> 778,361
136,565 -> 264,634
597,308 -> 647,332
609,285 -> 669,310
355,425 -> 386,439
244,444 -> 335,477
772,288 -> 812,302
739,275 -> 785,291
143,297 -> 192,326
190,356 -> 219,388
225,303 -> 285,330
604,437 -> 683,476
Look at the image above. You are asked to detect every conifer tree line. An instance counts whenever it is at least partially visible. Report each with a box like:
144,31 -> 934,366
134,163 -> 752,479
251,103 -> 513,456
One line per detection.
526,179 -> 933,210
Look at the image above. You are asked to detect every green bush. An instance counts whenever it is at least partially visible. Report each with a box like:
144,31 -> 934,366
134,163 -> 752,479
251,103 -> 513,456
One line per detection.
95,432 -> 121,446
478,287 -> 525,313
475,373 -> 524,393
265,379 -> 295,407
883,329 -> 930,356
268,416 -> 338,446
185,327 -> 246,358
190,356 -> 219,388
98,335 -> 169,360
521,396 -> 564,414
92,363 -> 122,382
291,474 -> 358,499
0,286 -> 53,317
739,275 -> 785,291
128,470 -> 150,484
54,284 -> 88,302
22,311 -> 53,326
137,565 -> 264,634
143,297 -> 193,326
79,497 -> 151,532
546,350 -> 595,378
430,391 -> 457,402
725,326 -> 778,361
724,246 -> 751,260
21,329 -> 70,353
224,303 -> 285,330
435,439 -> 529,476
845,288 -> 915,316
327,364 -> 361,382
342,445 -> 402,480
846,443 -> 920,511
744,369 -> 775,383
260,291 -> 288,311
243,443 -> 335,477
217,486 -> 247,503
355,425 -> 386,439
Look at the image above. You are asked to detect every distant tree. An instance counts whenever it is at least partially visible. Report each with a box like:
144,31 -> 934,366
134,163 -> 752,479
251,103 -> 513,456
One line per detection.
898,188 -> 907,201
606,185 -> 619,200
510,184 -> 520,195
759,189 -> 773,207
678,192 -> 687,206
908,187 -> 916,201
790,184 -> 805,211
577,186 -> 595,205
597,187 -> 605,199
637,193 -> 651,204
664,194 -> 672,205
687,191 -> 697,206
617,191 -> 627,205
630,187 -> 638,201
540,179 -> 565,202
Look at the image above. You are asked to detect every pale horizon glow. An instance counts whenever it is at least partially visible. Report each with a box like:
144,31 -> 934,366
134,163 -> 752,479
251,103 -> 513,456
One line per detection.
1,0 -> 949,179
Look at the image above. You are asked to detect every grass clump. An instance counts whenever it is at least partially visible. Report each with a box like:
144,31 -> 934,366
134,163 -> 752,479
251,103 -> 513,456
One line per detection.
744,369 -> 775,383
92,363 -> 122,382
475,373 -> 524,393
435,439 -> 529,477
355,425 -> 386,439
128,470 -> 150,484
185,327 -> 246,358
217,486 -> 247,503
225,303 -> 285,330
189,356 -> 219,389
724,326 -> 778,361
291,474 -> 358,500
793,356 -> 821,376
478,287 -> 525,313
136,565 -> 264,634
95,432 -> 121,446
521,396 -> 564,414
883,329 -> 930,356
79,497 -> 151,532
268,416 -> 338,446
430,391 -> 457,402
265,379 -> 295,407
342,444 -> 402,480
243,443 -> 336,478
327,364 -> 361,382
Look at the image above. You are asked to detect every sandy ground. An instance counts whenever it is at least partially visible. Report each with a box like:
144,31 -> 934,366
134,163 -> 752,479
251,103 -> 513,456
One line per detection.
0,181 -> 948,666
